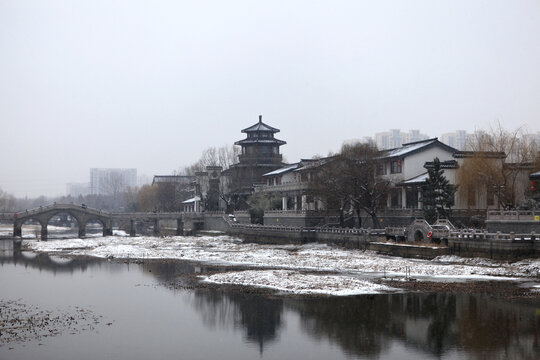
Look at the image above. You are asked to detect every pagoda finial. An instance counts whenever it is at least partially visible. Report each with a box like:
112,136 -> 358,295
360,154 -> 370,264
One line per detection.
259,115 -> 262,123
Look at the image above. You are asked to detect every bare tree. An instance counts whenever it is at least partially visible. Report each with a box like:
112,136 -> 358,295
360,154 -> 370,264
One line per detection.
177,145 -> 240,175
0,188 -> 16,212
100,172 -> 126,197
458,123 -> 538,209
247,191 -> 281,224
308,155 -> 350,226
137,184 -> 159,211
340,142 -> 391,227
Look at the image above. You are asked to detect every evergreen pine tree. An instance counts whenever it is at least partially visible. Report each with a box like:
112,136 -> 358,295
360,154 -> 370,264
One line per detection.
421,157 -> 457,223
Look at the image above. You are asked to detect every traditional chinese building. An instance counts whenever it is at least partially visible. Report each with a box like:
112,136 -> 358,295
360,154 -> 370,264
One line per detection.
224,115 -> 287,207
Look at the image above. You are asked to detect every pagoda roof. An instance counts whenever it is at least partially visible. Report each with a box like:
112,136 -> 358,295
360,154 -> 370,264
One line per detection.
241,115 -> 280,133
235,138 -> 286,146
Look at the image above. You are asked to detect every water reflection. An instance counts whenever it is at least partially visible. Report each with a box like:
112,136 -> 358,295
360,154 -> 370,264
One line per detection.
0,240 -> 103,273
2,241 -> 539,359
191,290 -> 283,354
141,258 -> 539,359
141,260 -> 283,354
288,293 -> 539,359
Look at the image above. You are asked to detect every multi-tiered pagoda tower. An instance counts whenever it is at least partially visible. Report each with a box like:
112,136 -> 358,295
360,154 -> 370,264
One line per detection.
226,115 -> 286,202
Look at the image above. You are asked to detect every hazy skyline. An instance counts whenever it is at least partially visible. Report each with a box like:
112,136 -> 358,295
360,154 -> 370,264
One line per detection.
1,0 -> 539,198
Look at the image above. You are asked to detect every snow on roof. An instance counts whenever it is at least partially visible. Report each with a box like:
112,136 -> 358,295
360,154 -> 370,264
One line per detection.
234,138 -> 286,146
182,196 -> 201,204
263,163 -> 300,177
241,118 -> 280,133
530,171 -> 540,179
294,156 -> 336,171
399,172 -> 429,185
380,139 -> 439,159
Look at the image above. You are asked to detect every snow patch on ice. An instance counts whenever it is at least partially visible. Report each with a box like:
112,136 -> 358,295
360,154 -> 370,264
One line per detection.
202,270 -> 398,296
23,235 -> 539,284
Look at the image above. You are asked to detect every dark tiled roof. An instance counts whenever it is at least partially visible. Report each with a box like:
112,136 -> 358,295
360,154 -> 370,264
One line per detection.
379,138 -> 459,160
241,116 -> 280,133
235,138 -> 286,146
453,151 -> 506,159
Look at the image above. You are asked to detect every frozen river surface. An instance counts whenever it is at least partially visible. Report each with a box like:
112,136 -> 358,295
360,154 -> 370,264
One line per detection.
22,234 -> 540,295
1,236 -> 540,360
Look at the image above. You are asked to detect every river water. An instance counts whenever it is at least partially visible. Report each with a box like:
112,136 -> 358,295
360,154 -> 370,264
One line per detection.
1,238 -> 539,360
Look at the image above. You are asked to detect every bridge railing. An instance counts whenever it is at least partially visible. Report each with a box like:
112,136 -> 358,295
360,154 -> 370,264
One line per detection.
486,210 -> 539,221
14,203 -> 110,218
230,223 -> 385,235
449,229 -> 537,242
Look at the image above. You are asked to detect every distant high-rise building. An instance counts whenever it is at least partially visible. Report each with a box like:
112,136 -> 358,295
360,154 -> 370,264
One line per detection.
523,131 -> 540,152
440,130 -> 468,150
90,168 -> 137,195
66,182 -> 90,197
374,129 -> 429,149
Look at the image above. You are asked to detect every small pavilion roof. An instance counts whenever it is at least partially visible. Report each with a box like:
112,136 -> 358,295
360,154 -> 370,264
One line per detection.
182,196 -> 201,204
398,172 -> 429,186
263,163 -> 300,177
241,115 -> 280,133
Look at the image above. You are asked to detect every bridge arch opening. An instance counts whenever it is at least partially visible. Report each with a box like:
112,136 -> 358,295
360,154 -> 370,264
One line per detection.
19,218 -> 43,239
46,212 -> 79,239
85,218 -> 104,237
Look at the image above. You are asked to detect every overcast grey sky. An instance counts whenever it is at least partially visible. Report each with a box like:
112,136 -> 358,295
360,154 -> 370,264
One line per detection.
1,0 -> 539,198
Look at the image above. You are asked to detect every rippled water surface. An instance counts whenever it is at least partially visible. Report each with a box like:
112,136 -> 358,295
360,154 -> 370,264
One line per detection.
1,239 -> 539,360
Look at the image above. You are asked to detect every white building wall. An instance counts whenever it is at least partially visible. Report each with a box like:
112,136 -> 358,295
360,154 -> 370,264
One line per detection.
403,147 -> 455,180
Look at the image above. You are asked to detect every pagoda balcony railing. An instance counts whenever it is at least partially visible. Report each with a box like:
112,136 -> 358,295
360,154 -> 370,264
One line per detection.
238,154 -> 283,163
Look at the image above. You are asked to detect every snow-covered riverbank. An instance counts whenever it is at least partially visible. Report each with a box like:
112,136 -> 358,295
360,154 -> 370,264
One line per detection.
22,234 -> 540,296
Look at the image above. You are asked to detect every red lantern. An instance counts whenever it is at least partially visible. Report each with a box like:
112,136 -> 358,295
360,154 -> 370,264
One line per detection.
397,160 -> 401,167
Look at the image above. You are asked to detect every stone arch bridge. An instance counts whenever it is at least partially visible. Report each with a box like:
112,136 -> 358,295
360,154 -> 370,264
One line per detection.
11,203 -> 204,240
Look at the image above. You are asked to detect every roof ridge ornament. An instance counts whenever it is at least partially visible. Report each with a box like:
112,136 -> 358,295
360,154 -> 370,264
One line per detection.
259,114 -> 262,123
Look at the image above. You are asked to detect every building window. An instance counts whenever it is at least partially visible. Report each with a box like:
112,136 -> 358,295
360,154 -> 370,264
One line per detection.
390,188 -> 402,208
377,163 -> 386,175
405,187 -> 418,208
390,159 -> 402,174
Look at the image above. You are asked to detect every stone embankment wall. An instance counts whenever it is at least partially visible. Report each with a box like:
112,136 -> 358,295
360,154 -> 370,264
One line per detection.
369,242 -> 450,258
485,210 -> 540,234
448,231 -> 540,260
200,215 -> 540,260
202,214 -> 232,232
232,211 -> 251,224
226,224 -> 450,259
485,221 -> 540,234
